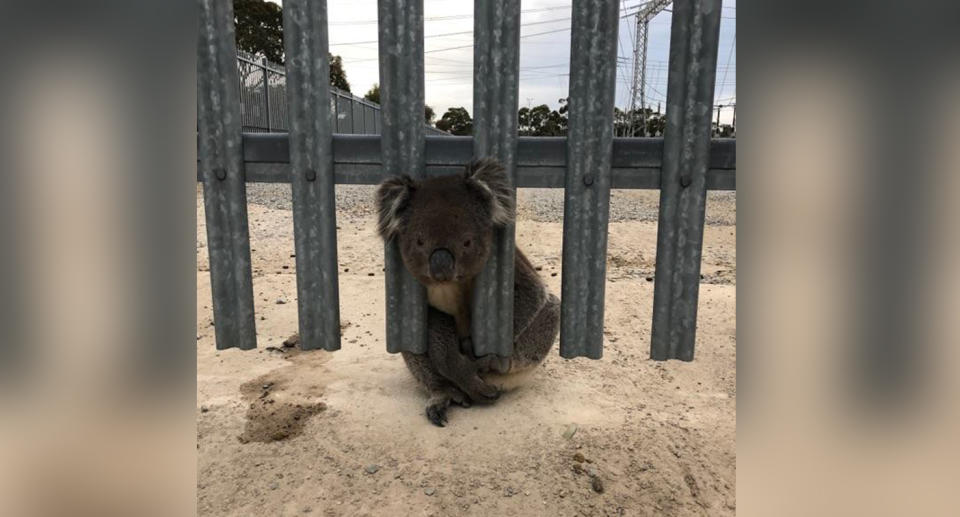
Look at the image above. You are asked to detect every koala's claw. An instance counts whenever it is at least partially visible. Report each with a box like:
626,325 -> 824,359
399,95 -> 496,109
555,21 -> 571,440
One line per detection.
426,402 -> 448,427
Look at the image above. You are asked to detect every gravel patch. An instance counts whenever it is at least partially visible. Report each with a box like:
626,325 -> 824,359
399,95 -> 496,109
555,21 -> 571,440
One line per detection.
246,184 -> 377,222
244,183 -> 736,225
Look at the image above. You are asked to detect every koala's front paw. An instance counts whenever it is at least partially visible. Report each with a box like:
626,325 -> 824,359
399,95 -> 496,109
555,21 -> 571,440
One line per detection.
468,379 -> 501,404
425,388 -> 471,427
425,401 -> 448,427
476,354 -> 512,374
425,395 -> 451,427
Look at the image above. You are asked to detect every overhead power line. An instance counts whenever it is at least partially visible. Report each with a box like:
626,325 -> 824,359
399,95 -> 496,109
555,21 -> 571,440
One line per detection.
332,16 -> 574,46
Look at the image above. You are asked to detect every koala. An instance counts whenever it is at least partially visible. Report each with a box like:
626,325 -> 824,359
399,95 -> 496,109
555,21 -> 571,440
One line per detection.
376,158 -> 560,427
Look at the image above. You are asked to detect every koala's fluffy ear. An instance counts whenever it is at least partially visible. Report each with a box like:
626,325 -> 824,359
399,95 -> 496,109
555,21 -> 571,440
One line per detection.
376,175 -> 416,240
464,158 -> 515,226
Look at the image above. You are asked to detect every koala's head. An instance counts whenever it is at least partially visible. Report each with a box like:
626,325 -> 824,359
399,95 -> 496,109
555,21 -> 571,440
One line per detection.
375,158 -> 514,286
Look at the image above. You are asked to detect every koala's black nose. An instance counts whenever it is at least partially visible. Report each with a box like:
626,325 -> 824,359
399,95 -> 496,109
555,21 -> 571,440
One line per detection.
428,248 -> 455,281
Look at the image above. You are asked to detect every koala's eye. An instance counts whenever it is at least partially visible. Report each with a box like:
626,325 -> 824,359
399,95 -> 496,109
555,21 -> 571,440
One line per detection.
416,238 -> 424,247
463,239 -> 472,248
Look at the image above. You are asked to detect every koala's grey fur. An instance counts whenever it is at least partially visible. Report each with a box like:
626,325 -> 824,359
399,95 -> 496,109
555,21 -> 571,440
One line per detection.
376,158 -> 560,427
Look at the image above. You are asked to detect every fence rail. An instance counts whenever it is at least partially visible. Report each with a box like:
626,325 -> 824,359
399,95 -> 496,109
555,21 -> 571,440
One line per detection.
198,0 -> 732,362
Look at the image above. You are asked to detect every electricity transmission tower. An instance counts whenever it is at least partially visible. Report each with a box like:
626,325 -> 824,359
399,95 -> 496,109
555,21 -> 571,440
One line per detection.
627,0 -> 671,137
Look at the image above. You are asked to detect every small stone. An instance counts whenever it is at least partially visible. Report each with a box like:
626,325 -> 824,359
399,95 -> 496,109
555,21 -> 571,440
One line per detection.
344,268 -> 349,272
367,273 -> 375,277
550,272 -> 558,277
562,423 -> 578,439
282,265 -> 289,269
276,298 -> 286,304
269,482 -> 279,490
591,477 -> 604,493
200,406 -> 209,413
364,464 -> 380,475
283,334 -> 300,347
573,452 -> 585,463
572,464 -> 584,475
645,276 -> 653,282
424,487 -> 436,496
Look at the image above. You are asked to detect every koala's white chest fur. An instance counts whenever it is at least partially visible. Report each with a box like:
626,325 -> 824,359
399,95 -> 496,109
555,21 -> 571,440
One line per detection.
426,280 -> 474,337
426,282 -> 466,316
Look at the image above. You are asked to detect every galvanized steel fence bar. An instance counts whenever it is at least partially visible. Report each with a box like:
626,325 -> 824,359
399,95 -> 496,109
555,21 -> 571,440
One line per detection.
470,0 -> 521,359
651,0 -> 723,361
197,0 -> 733,361
197,0 -> 257,350
378,0 -> 428,355
283,0 -> 342,352
559,0 -> 620,359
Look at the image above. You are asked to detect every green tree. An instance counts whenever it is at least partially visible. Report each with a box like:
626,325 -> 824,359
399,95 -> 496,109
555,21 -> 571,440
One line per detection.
614,107 -> 665,137
435,107 -> 473,135
518,103 -> 567,136
233,0 -> 350,91
364,83 -> 380,104
329,55 -> 350,92
424,105 -> 436,126
234,0 -> 284,63
646,112 -> 666,136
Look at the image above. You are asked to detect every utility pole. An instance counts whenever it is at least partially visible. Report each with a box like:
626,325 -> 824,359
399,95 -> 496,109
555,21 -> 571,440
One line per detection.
627,0 -> 672,137
731,103 -> 736,135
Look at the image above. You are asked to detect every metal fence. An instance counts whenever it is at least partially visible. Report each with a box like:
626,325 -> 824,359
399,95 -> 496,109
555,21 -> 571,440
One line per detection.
197,0 -> 734,361
236,49 -> 447,136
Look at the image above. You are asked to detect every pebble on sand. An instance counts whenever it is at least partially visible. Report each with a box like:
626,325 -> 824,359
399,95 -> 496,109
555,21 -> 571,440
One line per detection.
591,477 -> 604,493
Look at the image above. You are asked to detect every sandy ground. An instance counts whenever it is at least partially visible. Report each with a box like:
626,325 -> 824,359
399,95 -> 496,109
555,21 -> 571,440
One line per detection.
197,185 -> 736,516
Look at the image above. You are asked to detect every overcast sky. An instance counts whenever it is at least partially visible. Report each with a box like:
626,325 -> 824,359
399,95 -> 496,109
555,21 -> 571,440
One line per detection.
268,0 -> 736,124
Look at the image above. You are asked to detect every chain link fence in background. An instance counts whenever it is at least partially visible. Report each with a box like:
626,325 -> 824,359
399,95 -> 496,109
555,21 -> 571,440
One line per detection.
237,50 -> 446,135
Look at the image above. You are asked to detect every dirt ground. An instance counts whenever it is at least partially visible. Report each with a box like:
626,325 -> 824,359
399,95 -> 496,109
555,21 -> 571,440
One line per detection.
197,185 -> 736,516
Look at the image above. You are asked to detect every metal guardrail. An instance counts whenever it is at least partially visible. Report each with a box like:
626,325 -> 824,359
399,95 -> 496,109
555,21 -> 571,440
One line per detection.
198,0 -> 731,361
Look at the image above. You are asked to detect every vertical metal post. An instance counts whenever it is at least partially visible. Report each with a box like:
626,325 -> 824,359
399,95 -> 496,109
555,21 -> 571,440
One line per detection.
332,90 -> 339,132
470,0 -> 521,358
650,0 -> 722,361
262,57 -> 272,132
349,97 -> 356,134
283,0 -> 342,351
378,0 -> 427,354
560,0 -> 619,359
197,0 -> 257,350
